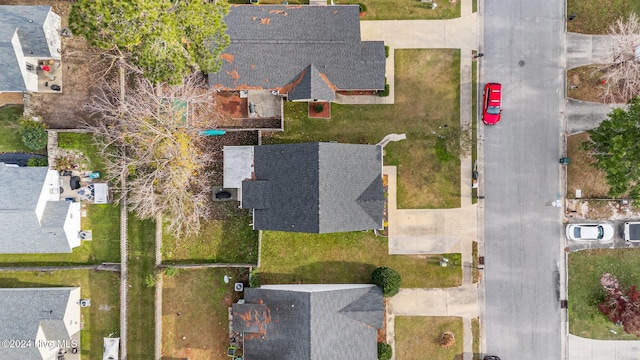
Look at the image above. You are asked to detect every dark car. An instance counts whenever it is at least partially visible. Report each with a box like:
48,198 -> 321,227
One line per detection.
484,356 -> 501,360
482,83 -> 502,125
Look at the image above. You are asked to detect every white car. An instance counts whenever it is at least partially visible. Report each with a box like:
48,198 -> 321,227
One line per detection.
566,223 -> 614,241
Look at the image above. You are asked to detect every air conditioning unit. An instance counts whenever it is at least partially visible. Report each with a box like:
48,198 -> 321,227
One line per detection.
271,90 -> 280,96
80,299 -> 91,307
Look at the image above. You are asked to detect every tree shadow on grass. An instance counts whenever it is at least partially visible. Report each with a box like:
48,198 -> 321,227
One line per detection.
259,261 -> 378,285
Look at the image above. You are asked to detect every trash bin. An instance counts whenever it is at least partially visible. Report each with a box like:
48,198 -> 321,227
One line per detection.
559,157 -> 570,165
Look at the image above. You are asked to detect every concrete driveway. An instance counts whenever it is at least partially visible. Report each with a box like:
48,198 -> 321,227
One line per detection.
566,33 -> 613,70
566,99 -> 626,134
569,335 -> 640,360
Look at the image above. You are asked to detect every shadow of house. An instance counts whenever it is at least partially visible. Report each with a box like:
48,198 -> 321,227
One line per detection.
208,5 -> 386,103
233,284 -> 384,360
223,143 -> 385,233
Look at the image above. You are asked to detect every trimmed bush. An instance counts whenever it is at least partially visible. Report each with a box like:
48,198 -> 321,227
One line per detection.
249,268 -> 261,288
385,45 -> 390,58
372,266 -> 401,297
377,83 -> 390,97
358,3 -> 367,13
313,103 -> 324,113
378,342 -> 392,360
19,119 -> 48,151
27,157 -> 48,167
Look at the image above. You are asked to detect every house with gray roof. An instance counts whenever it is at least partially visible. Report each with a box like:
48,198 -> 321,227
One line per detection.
0,287 -> 81,360
0,163 -> 81,253
208,5 -> 386,102
223,142 -> 384,233
0,5 -> 61,94
233,284 -> 384,360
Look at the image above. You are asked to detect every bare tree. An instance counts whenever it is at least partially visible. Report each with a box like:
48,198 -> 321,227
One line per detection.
86,69 -> 222,236
599,13 -> 640,103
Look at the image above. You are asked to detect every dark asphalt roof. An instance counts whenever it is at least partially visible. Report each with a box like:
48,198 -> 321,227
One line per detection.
241,142 -> 384,233
235,285 -> 384,360
208,5 -> 385,99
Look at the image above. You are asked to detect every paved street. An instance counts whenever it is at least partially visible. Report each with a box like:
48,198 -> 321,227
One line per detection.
482,1 -> 565,359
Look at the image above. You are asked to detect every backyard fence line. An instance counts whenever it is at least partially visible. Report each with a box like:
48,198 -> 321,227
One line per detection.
0,265 -> 100,272
154,214 -> 163,360
157,263 -> 257,269
119,169 -> 128,360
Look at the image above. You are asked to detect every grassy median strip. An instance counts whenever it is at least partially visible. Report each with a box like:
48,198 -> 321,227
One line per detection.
265,49 -> 461,209
568,249 -> 640,340
0,270 -> 120,360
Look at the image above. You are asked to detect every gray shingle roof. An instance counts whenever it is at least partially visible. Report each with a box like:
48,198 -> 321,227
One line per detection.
0,163 -> 76,253
235,284 -> 384,360
0,6 -> 55,92
240,143 -> 384,233
208,5 -> 385,99
0,287 -> 80,359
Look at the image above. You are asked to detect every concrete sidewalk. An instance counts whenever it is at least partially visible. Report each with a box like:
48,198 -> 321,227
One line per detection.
568,335 -> 640,360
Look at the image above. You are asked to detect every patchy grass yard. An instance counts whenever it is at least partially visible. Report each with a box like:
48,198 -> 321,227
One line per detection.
566,133 -> 610,199
335,0 -> 460,20
0,204 -> 120,265
162,203 -> 258,264
0,105 -> 32,153
127,215 -> 156,360
0,270 -> 120,360
567,0 -> 640,34
395,316 -> 464,360
57,132 -> 107,174
162,268 -> 248,359
568,249 -> 640,340
264,49 -> 461,209
259,231 -> 462,288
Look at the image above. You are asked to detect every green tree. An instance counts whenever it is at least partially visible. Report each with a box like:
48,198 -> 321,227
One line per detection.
372,266 -> 402,297
69,0 -> 230,84
583,97 -> 640,200
18,119 -> 48,151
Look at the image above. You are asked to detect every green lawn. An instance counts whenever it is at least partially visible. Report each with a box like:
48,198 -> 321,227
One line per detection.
472,317 -> 480,360
0,204 -> 120,265
568,249 -> 640,340
567,0 -> 640,34
336,0 -> 460,20
162,268 -> 248,359
264,49 -> 461,209
472,58 -> 478,202
127,215 -> 157,360
395,316 -> 463,360
259,230 -> 461,288
0,270 -> 120,360
0,105 -> 33,153
57,132 -> 107,175
162,203 -> 258,264
228,0 -> 459,19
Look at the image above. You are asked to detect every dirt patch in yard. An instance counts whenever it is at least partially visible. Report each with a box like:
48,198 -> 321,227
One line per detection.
566,133 -> 610,199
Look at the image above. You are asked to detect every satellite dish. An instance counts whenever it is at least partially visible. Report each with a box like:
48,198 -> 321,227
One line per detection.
224,275 -> 230,284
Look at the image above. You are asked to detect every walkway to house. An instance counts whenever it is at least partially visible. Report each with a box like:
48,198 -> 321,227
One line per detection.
365,1 -> 480,359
